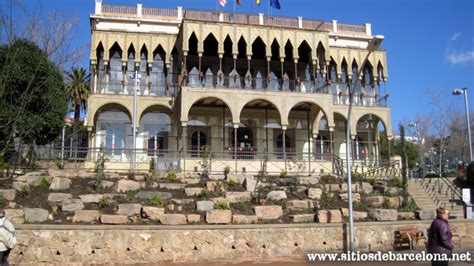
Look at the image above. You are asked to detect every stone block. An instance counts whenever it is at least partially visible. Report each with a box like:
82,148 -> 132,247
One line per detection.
316,210 -> 328,223
340,183 -> 348,193
232,215 -> 258,224
366,196 -> 384,207
290,214 -> 315,223
79,194 -> 103,203
185,187 -> 204,197
298,177 -> 320,185
99,180 -> 115,189
266,190 -> 287,201
117,204 -> 142,216
244,176 -> 257,192
328,209 -> 342,223
225,191 -> 251,203
361,182 -> 373,194
339,193 -> 361,202
100,214 -> 128,224
12,182 -> 30,192
369,209 -> 398,221
388,196 -> 402,207
61,199 -> 85,212
416,209 -> 436,220
226,174 -> 248,184
49,177 -> 71,190
5,209 -> 24,224
206,181 -> 225,192
182,178 -> 200,184
254,205 -> 283,220
158,183 -> 187,190
48,193 -> 73,203
398,211 -> 415,220
206,210 -> 232,224
208,174 -> 225,180
196,201 -> 214,211
308,188 -> 323,200
0,189 -> 17,201
160,214 -> 187,225
287,200 -> 309,211
187,214 -> 201,223
135,191 -> 172,200
116,179 -> 140,192
73,210 -> 100,223
24,208 -> 49,223
142,206 -> 165,220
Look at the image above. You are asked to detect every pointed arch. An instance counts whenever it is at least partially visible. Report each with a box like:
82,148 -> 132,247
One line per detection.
188,32 -> 198,56
284,40 -> 294,62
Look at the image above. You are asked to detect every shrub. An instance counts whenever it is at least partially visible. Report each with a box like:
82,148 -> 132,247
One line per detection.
399,199 -> 417,212
0,195 -> 6,208
94,144 -> 106,173
98,197 -> 109,209
382,198 -> 395,209
165,172 -> 177,183
18,186 -> 29,198
280,170 -> 288,178
147,195 -> 164,206
214,200 -> 229,210
388,177 -> 402,188
39,176 -> 50,188
466,162 -> 474,186
224,166 -> 230,178
320,174 -> 334,184
227,179 -> 236,187
319,191 -> 331,209
352,172 -> 364,185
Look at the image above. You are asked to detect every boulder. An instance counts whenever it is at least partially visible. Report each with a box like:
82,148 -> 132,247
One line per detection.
366,196 -> 384,207
226,174 -> 248,184
325,184 -> 341,192
290,214 -> 315,223
99,180 -> 115,189
388,196 -> 402,207
266,191 -> 287,201
171,198 -> 195,205
196,201 -> 214,212
416,209 -> 436,220
185,187 -> 204,197
73,210 -> 100,223
135,191 -> 172,200
225,191 -> 251,203
187,214 -> 201,223
12,182 -> 30,192
205,181 -> 225,192
61,199 -> 85,212
398,211 -> 415,220
0,189 -> 17,201
117,204 -> 142,216
307,188 -> 323,200
369,209 -> 398,221
253,205 -> 283,220
361,182 -> 373,194
339,193 -> 361,202
5,209 -> 24,224
297,177 -> 320,185
316,210 -> 328,223
49,177 -> 71,191
182,178 -> 200,184
142,206 -> 165,220
244,176 -> 257,192
79,194 -> 103,203
328,209 -> 342,223
24,208 -> 49,223
158,183 -> 187,190
232,215 -> 258,224
339,208 -> 367,220
340,183 -> 348,193
100,215 -> 128,224
386,187 -> 401,195
160,214 -> 187,225
206,210 -> 232,224
208,175 -> 226,181
116,179 -> 140,192
287,200 -> 309,211
48,169 -> 74,178
48,193 -> 73,203
16,174 -> 51,187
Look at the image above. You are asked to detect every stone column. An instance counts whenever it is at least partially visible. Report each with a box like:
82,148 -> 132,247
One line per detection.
234,123 -> 239,173
282,125 -> 287,171
198,53 -> 203,73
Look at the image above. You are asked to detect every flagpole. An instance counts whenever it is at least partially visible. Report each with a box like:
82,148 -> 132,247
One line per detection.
267,0 -> 270,16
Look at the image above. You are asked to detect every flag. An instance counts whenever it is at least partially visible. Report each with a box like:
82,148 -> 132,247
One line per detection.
219,0 -> 227,7
270,0 -> 281,9
236,0 -> 241,5
256,0 -> 260,5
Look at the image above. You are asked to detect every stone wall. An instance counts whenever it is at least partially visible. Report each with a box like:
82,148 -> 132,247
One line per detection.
10,219 -> 474,264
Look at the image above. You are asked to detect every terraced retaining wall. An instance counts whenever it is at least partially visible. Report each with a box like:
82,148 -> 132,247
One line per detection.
9,219 -> 474,264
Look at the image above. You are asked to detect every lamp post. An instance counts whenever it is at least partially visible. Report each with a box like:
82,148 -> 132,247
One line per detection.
345,35 -> 384,252
452,88 -> 472,162
130,68 -> 141,172
409,122 -> 423,178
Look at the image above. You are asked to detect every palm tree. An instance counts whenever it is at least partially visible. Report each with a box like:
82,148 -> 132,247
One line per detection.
65,67 -> 90,149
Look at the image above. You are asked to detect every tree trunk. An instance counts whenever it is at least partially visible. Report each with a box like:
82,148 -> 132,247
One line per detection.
73,106 -> 81,159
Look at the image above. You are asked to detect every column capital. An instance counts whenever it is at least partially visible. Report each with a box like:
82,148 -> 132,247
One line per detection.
233,123 -> 240,129
181,122 -> 188,127
281,125 -> 287,131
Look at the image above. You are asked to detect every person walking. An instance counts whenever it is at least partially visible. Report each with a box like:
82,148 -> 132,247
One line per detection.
427,207 -> 453,266
0,209 -> 17,266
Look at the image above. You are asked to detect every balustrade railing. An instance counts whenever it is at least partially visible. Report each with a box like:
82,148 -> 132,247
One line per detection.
95,82 -> 179,97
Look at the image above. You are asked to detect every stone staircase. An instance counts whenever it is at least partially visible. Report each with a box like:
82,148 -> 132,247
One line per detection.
407,178 -> 464,219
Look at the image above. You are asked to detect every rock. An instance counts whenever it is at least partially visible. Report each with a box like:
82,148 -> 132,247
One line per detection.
205,181 -> 225,192
73,210 -> 100,223
99,180 -> 115,189
208,175 -> 225,180
196,201 -> 214,212
340,183 -> 348,193
244,176 -> 257,192
325,184 -> 341,192
296,186 -> 308,194
116,179 -> 140,192
328,210 -> 342,223
5,209 -> 24,224
135,191 -> 172,200
100,215 -> 128,224
225,192 -> 251,203
210,198 -> 230,208
339,193 -> 361,202
226,174 -> 248,184
158,183 -> 187,190
117,204 -> 142,216
366,196 -> 384,207
416,209 -> 436,220
369,209 -> 398,221
232,215 -> 258,224
254,205 -> 283,220
171,198 -> 195,205
185,187 -> 204,197
297,177 -> 320,185
61,199 -> 85,212
160,214 -> 187,225
187,214 -> 201,223
48,169 -> 75,178
308,188 -> 323,200
0,189 -> 17,201
206,210 -> 232,224
388,196 -> 402,207
12,182 -> 30,192
398,211 -> 415,220
361,182 -> 373,194
49,177 -> 71,190
16,174 -> 51,187
142,206 -> 165,220
316,210 -> 328,223
287,200 -> 309,211
182,178 -> 200,184
386,187 -> 400,195
79,194 -> 103,203
24,208 -> 49,223
266,191 -> 287,201
47,193 -> 73,203
290,214 -> 315,223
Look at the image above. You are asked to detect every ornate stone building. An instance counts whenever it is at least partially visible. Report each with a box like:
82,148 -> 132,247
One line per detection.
86,0 -> 393,173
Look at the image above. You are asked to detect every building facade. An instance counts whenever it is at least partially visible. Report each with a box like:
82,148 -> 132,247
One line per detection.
86,0 -> 393,174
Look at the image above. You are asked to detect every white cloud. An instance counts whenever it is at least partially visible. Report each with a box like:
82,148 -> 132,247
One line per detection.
450,32 -> 462,41
446,50 -> 474,64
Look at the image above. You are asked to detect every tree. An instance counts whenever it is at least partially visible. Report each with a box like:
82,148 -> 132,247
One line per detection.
0,39 -> 67,166
65,67 -> 89,147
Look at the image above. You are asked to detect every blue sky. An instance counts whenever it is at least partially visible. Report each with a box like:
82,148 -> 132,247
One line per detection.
20,0 -> 474,133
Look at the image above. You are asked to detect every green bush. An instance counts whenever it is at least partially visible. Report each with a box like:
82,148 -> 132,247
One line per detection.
280,170 -> 288,178
227,179 -> 236,187
352,172 -> 365,185
214,200 -> 229,210
18,186 -> 29,198
98,197 -> 109,209
39,176 -> 50,188
466,162 -> 474,186
165,172 -> 177,183
0,195 -> 6,208
319,191 -> 331,209
147,195 -> 164,206
320,174 -> 335,184
388,177 -> 402,188
382,198 -> 395,209
399,199 -> 417,212
224,166 -> 230,178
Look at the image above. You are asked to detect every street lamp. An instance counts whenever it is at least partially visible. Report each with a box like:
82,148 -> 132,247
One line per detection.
345,35 -> 384,252
452,88 -> 472,162
409,121 -> 423,178
130,68 -> 141,172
